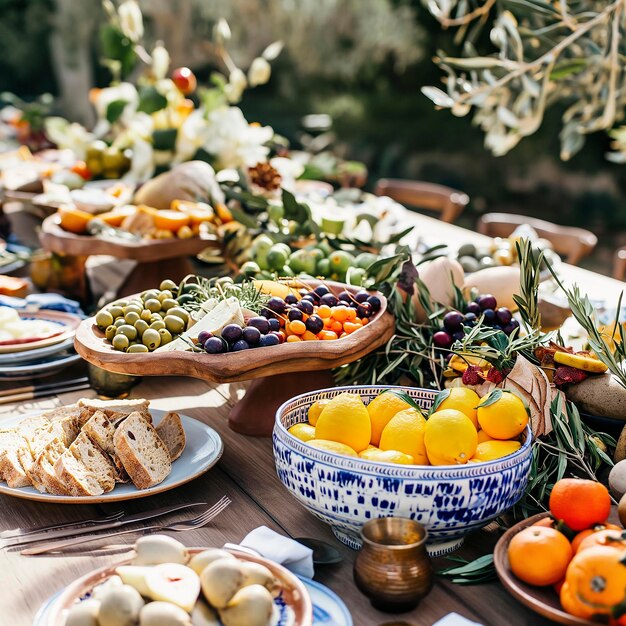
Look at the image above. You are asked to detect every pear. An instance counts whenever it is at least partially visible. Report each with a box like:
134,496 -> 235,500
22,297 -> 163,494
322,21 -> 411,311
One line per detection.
116,566 -> 152,596
97,584 -> 144,626
133,535 -> 188,565
200,559 -> 244,608
191,601 -> 220,626
139,601 -> 192,626
65,599 -> 100,626
188,549 -> 235,575
218,584 -> 274,626
240,562 -> 280,596
144,563 -> 200,612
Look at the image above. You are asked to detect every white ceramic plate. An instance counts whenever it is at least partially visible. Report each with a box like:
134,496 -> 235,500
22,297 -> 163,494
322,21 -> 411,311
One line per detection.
0,352 -> 82,380
0,310 -> 81,354
0,409 -> 223,503
0,336 -> 75,365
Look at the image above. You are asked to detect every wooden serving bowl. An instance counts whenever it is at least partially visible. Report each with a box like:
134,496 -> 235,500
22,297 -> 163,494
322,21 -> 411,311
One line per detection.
75,281 -> 395,383
40,215 -> 219,262
45,547 -> 313,626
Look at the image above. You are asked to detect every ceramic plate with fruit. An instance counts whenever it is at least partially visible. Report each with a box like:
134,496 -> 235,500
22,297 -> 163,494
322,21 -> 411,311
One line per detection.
495,478 -> 625,625
46,535 -> 312,626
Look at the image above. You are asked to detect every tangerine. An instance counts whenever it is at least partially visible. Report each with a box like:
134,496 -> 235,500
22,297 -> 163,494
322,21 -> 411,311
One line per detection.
576,529 -> 626,553
549,478 -> 611,531
572,524 -> 623,553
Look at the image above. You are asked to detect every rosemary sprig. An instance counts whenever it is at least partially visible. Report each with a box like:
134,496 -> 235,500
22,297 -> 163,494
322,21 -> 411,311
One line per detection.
178,275 -> 270,314
513,238 -> 543,332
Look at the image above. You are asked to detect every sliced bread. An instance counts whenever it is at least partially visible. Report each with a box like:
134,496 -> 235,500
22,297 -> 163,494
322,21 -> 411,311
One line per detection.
69,432 -> 115,492
41,404 -> 90,428
27,438 -> 69,495
0,430 -> 30,488
82,410 -> 130,483
55,452 -> 104,496
155,412 -> 186,461
79,398 -> 152,423
114,412 -> 171,489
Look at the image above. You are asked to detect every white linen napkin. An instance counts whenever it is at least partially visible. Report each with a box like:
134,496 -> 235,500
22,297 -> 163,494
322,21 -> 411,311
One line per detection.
234,526 -> 315,578
433,613 -> 484,626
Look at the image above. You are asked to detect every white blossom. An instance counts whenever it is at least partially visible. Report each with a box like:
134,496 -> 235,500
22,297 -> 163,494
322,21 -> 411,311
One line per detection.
224,69 -> 247,103
213,18 -> 231,44
151,43 -> 170,81
118,0 -> 143,42
44,117 -> 94,159
248,57 -> 271,87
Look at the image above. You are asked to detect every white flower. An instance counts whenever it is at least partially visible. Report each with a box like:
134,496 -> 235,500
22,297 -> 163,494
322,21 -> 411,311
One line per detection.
224,69 -> 247,103
123,137 -> 154,183
44,117 -> 94,159
248,57 -> 272,88
93,82 -> 139,122
202,107 -> 273,169
270,156 -> 303,191
213,18 -> 231,44
118,0 -> 143,43
151,43 -> 170,81
175,109 -> 212,163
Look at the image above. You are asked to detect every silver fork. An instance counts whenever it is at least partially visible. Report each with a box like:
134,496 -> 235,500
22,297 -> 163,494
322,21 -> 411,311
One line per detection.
22,496 -> 231,556
0,509 -> 125,539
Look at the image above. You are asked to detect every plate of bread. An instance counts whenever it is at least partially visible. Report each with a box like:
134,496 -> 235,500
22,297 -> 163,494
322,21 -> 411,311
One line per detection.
0,398 -> 223,503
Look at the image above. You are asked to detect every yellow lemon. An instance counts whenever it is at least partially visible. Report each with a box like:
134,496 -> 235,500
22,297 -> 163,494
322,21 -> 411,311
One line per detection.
315,392 -> 371,452
424,409 -> 477,465
288,423 -> 316,442
307,399 -> 330,426
477,391 -> 529,440
308,439 -> 358,457
471,440 -> 521,462
366,392 -> 414,446
379,408 -> 428,465
359,448 -> 414,465
477,429 -> 495,444
435,387 -> 480,428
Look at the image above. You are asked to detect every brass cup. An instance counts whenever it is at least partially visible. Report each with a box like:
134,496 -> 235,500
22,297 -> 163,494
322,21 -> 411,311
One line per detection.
353,517 -> 433,613
87,363 -> 141,398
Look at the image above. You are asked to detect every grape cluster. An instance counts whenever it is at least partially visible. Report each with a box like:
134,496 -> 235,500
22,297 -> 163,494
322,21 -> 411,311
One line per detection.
432,293 -> 519,349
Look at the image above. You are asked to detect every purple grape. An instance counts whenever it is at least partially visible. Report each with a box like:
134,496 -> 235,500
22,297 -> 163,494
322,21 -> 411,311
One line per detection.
464,312 -> 477,326
477,294 -> 497,310
231,339 -> 250,351
301,294 -> 316,304
285,294 -> 298,305
288,308 -> 303,322
267,296 -> 286,314
466,301 -> 481,315
305,315 -> 324,334
443,311 -> 464,332
271,330 -> 285,344
482,309 -> 496,324
242,326 -> 261,345
492,324 -> 503,332
268,318 -> 280,332
222,324 -> 243,343
260,307 -> 274,318
357,302 -> 373,319
337,290 -> 351,302
496,307 -> 513,325
247,316 -> 270,334
503,319 -> 520,335
338,300 -> 351,307
204,336 -> 226,354
367,295 -> 381,312
314,285 -> 330,296
198,330 -> 212,344
433,331 -> 453,349
452,330 -> 465,342
297,300 -> 314,315
320,293 -> 338,307
259,333 -> 280,347
355,291 -> 369,303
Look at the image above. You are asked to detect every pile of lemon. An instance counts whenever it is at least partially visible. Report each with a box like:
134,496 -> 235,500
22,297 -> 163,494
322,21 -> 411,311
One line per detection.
288,387 -> 529,465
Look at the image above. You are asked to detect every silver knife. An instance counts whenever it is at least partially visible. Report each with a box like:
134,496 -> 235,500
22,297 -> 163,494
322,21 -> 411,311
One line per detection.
1,501 -> 207,549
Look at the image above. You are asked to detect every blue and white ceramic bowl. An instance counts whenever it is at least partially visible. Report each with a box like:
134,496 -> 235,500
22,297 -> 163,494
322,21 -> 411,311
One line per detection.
273,385 -> 533,556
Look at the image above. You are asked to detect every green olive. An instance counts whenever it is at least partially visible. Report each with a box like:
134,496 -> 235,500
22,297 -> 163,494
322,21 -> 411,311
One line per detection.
160,279 -> 178,292
160,298 -> 178,311
142,329 -> 161,351
128,344 -> 149,353
158,328 -> 173,345
124,305 -> 142,316
141,289 -> 160,301
95,310 -> 114,329
180,283 -> 197,295
117,324 -> 138,340
158,290 -> 173,303
134,319 -> 149,337
216,276 -> 234,286
167,307 -> 189,323
176,294 -> 194,305
164,315 -> 185,334
144,298 -> 161,313
105,325 -> 117,342
150,319 -> 166,331
114,299 -> 128,308
114,318 -> 126,328
112,334 -> 130,351
108,306 -> 124,319
124,311 -> 140,325
140,309 -> 152,322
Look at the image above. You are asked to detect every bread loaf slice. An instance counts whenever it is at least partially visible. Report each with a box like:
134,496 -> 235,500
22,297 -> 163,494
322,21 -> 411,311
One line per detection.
155,412 -> 186,461
69,432 -> 115,492
82,410 -> 130,483
79,398 -> 151,423
0,430 -> 30,488
27,438 -> 69,495
114,412 -> 171,489
55,452 -> 104,496
41,404 -> 90,428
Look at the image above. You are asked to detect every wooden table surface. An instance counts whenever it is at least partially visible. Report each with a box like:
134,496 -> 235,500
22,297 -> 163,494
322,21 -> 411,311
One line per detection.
1,211 -> 623,626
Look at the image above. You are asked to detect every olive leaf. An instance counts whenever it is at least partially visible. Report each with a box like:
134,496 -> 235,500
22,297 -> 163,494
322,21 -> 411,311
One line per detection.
105,99 -> 128,124
476,388 -> 504,409
380,389 -> 425,415
429,388 -> 451,414
437,554 -> 496,584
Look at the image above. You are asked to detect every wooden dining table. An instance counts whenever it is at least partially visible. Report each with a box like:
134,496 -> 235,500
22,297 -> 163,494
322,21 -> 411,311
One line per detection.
0,211 -> 623,626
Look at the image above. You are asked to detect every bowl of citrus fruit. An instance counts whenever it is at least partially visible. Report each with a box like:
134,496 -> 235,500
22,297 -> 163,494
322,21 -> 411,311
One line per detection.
273,385 -> 532,555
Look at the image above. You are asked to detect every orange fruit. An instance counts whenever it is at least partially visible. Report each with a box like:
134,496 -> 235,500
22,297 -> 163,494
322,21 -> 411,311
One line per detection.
436,387 -> 480,428
576,529 -> 626,553
97,206 -> 136,227
560,546 -> 626,619
153,210 -> 191,232
332,307 -> 349,322
58,206 -> 93,234
477,391 -> 528,440
532,517 -> 556,529
549,478 -> 611,531
572,524 -> 623,553
508,526 -> 572,586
